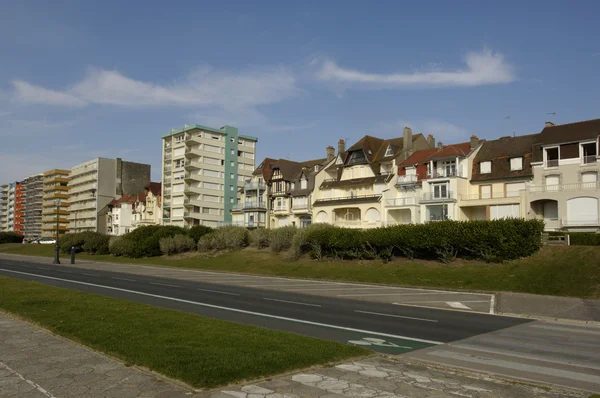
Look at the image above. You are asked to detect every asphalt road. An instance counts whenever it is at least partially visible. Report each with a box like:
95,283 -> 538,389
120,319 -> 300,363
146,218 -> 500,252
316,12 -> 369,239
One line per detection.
0,258 -> 528,354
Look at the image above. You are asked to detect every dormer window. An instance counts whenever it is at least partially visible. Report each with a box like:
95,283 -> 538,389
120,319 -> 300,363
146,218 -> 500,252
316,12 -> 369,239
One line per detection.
480,161 -> 491,174
510,157 -> 523,171
314,165 -> 320,172
348,150 -> 367,165
385,146 -> 393,157
300,178 -> 307,189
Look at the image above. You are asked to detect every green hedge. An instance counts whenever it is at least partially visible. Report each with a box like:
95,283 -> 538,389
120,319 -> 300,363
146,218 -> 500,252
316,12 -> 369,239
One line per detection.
291,219 -> 544,263
568,232 -> 600,246
59,232 -> 108,254
0,232 -> 23,244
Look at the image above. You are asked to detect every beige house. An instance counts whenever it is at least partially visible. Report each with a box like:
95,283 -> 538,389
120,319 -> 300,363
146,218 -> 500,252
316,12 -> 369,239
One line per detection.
527,120 -> 600,231
132,182 -> 162,230
312,128 -> 432,228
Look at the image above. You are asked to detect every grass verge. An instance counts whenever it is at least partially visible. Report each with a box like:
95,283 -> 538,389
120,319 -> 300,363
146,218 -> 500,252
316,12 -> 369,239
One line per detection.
1,243 -> 599,299
0,275 -> 367,388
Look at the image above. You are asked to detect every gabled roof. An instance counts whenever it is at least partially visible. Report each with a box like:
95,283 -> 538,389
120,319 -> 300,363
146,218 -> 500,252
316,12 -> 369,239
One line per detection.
536,118 -> 600,146
429,142 -> 473,159
253,157 -> 277,180
145,182 -> 161,196
345,135 -> 385,163
108,193 -> 144,207
398,148 -> 439,167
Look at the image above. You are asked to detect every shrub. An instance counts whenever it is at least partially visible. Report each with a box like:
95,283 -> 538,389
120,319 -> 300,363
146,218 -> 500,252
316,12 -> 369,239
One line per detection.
269,226 -> 297,253
0,232 -> 23,244
249,229 -> 272,249
188,225 -> 213,243
198,226 -> 248,252
121,225 -> 188,258
109,237 -> 138,257
568,232 -> 600,246
160,234 -> 196,255
81,233 -> 110,255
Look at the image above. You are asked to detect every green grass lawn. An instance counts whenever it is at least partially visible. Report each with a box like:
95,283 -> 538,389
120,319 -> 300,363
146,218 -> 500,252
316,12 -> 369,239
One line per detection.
1,243 -> 599,299
0,276 -> 367,388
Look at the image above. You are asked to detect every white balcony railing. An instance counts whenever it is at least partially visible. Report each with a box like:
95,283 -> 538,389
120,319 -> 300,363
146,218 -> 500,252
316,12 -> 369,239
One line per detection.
582,155 -> 597,165
529,182 -> 599,193
396,175 -> 419,184
243,201 -> 267,209
545,159 -> 559,168
420,191 -> 455,202
292,203 -> 309,210
386,197 -> 416,207
244,181 -> 267,191
273,206 -> 288,212
427,169 -> 462,178
460,192 -> 522,200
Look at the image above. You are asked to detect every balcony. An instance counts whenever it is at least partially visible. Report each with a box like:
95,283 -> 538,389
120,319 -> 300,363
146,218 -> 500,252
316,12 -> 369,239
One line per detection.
70,165 -> 97,178
231,203 -> 243,212
184,172 -> 202,182
583,155 -> 597,165
185,147 -> 202,158
386,197 -> 416,207
272,206 -> 288,213
560,217 -> 600,227
313,194 -> 381,206
396,175 -> 419,185
183,187 -> 202,195
244,181 -> 266,191
529,182 -> 600,193
183,198 -> 202,208
243,201 -> 267,210
184,161 -> 202,171
183,211 -> 201,219
420,191 -> 456,203
185,134 -> 202,144
426,169 -> 463,179
460,191 -> 522,201
292,203 -> 309,212
164,155 -> 172,162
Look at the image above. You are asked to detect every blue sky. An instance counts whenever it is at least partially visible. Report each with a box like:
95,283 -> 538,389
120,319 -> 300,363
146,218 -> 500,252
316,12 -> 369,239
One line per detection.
1,0 -> 599,183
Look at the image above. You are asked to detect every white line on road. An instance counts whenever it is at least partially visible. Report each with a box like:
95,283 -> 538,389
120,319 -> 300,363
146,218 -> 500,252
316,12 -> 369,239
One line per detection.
489,294 -> 495,314
263,298 -> 321,307
354,310 -> 437,323
0,268 -> 443,345
149,282 -> 181,288
112,277 -> 137,282
337,292 -> 472,297
446,302 -> 472,309
247,283 -> 341,288
81,273 -> 97,276
197,288 -> 240,296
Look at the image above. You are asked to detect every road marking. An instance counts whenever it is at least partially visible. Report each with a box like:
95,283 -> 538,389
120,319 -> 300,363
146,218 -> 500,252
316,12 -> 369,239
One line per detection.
197,288 -> 240,296
337,292 -> 470,297
354,310 -> 437,323
489,294 -> 495,314
112,277 -> 136,282
446,302 -> 472,309
0,361 -> 56,398
403,300 -> 489,304
55,270 -> 73,274
81,273 -> 97,276
348,337 -> 412,349
263,298 -> 321,307
247,283 -> 340,288
149,282 -> 181,288
0,268 -> 443,345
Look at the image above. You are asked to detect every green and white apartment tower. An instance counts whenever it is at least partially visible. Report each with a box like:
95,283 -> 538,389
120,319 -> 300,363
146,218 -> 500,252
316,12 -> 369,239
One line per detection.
161,124 -> 258,227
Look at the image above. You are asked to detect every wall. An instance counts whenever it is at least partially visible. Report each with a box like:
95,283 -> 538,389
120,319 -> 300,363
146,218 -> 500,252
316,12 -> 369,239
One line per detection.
120,160 -> 151,195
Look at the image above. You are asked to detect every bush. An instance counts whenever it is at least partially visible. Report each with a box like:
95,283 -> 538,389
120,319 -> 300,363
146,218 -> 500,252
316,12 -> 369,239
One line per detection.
249,229 -> 272,249
109,237 -> 138,257
121,225 -> 188,258
568,232 -> 600,246
198,226 -> 248,252
81,233 -> 110,255
188,225 -> 213,243
0,232 -> 23,244
289,219 -> 544,263
160,234 -> 196,255
269,226 -> 297,253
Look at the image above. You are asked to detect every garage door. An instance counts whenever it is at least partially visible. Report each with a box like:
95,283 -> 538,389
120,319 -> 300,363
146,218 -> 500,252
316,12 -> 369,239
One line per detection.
490,204 -> 520,220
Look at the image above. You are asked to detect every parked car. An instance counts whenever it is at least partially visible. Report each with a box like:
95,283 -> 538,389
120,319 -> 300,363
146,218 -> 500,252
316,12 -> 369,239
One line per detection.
32,238 -> 57,245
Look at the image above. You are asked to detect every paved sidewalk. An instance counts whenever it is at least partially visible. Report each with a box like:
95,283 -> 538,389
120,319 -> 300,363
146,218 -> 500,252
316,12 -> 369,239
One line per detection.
0,312 -> 590,398
0,253 -> 494,313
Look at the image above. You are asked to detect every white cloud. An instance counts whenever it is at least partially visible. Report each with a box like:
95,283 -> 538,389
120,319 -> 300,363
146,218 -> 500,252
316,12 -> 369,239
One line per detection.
11,66 -> 298,109
315,49 -> 515,88
380,119 -> 468,143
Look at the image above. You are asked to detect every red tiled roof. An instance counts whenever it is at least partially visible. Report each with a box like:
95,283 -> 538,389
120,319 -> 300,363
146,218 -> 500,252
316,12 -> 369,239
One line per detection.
108,193 -> 144,207
145,182 -> 161,196
429,142 -> 473,159
398,148 -> 439,167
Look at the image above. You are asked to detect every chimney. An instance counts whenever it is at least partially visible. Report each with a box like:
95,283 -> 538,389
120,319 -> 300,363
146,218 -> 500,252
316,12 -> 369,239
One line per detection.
545,121 -> 555,128
337,139 -> 346,155
427,134 -> 435,148
403,127 -> 413,151
326,146 -> 335,162
437,141 -> 443,149
470,135 -> 479,150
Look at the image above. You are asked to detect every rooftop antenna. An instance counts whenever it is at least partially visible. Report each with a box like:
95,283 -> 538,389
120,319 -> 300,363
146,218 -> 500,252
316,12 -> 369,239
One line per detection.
504,116 -> 513,136
546,112 -> 556,124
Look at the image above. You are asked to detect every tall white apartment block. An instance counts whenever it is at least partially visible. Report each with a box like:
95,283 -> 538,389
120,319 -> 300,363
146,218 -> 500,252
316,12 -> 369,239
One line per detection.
69,158 -> 151,233
161,124 -> 258,227
0,184 -> 8,231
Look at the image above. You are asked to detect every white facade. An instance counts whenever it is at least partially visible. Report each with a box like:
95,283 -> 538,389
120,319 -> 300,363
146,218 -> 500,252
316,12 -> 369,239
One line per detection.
132,188 -> 162,230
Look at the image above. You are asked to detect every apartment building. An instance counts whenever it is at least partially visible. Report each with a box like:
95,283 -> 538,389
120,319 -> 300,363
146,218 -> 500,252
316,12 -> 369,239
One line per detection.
41,169 -> 71,238
312,128 -> 433,228
23,174 -> 44,241
462,134 -> 539,221
131,182 -> 162,230
5,184 -> 16,232
527,119 -> 600,231
0,184 -> 8,231
161,124 -> 257,228
69,158 -> 151,233
14,182 -> 24,235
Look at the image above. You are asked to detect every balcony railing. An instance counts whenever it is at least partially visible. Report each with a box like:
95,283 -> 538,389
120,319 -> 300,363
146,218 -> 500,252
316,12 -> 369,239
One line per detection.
460,191 -> 522,200
244,181 -> 267,191
560,217 -> 600,227
427,169 -> 463,178
243,201 -> 267,209
546,159 -> 559,168
396,174 -> 419,184
420,191 -> 455,202
529,182 -> 599,193
292,203 -> 309,210
583,155 -> 597,165
273,206 -> 288,212
386,197 -> 416,207
315,194 -> 380,203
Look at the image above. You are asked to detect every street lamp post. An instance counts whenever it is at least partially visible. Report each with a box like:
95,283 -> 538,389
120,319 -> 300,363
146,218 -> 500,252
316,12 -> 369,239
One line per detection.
53,199 -> 61,264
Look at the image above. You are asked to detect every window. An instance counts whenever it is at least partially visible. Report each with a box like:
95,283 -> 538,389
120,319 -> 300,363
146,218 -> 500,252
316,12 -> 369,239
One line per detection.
230,149 -> 235,155
230,185 -> 234,191
291,182 -> 295,190
203,182 -> 220,191
174,134 -> 184,143
348,150 -> 366,165
175,159 -> 185,168
204,157 -> 220,165
174,172 -> 184,180
385,146 -> 393,157
480,161 -> 491,174
230,197 -> 234,203
203,169 -> 220,178
230,137 -> 235,143
204,144 -> 220,153
432,183 -> 449,199
211,134 -> 220,140
230,161 -> 235,167
300,179 -> 307,189
203,195 -> 219,203
314,165 -> 320,172
510,157 -> 523,171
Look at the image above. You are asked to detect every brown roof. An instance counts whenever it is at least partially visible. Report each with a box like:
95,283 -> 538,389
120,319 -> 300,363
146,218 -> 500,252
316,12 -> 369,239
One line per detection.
471,134 -> 540,182
320,175 -> 391,189
108,193 -> 144,207
398,148 -> 439,167
429,142 -> 473,159
145,182 -> 161,196
253,158 -> 277,180
532,118 -> 600,162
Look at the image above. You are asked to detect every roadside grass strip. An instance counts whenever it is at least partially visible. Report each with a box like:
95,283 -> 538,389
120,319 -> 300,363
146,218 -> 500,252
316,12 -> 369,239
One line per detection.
0,276 -> 368,389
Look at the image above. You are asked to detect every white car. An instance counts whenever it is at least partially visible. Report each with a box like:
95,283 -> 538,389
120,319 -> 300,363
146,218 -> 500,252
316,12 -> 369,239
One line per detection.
33,238 -> 57,245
